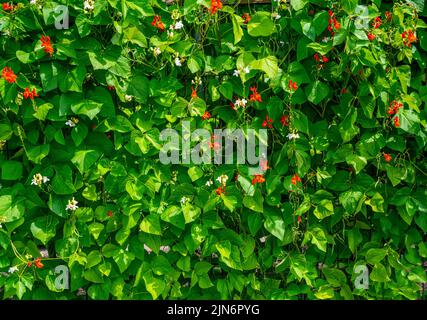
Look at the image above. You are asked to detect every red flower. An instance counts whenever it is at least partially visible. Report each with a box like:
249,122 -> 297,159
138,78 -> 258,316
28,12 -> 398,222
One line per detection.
1,66 -> 17,83
249,86 -> 262,102
328,10 -> 334,17
322,56 -> 329,63
23,87 -> 38,100
2,2 -> 13,11
107,210 -> 113,218
373,16 -> 382,29
34,258 -> 44,269
288,80 -> 298,91
394,116 -> 400,128
41,35 -> 54,56
107,85 -> 115,91
151,15 -> 165,31
202,111 -> 211,120
385,11 -> 392,21
297,216 -> 302,224
242,13 -> 251,24
210,0 -> 222,14
191,86 -> 198,98
27,261 -> 32,267
262,115 -> 273,128
215,186 -> 225,196
280,114 -> 289,126
367,33 -> 375,41
313,53 -> 320,62
341,88 -> 348,94
333,17 -> 341,30
291,174 -> 301,185
402,29 -> 417,48
383,153 -> 392,162
252,174 -> 265,185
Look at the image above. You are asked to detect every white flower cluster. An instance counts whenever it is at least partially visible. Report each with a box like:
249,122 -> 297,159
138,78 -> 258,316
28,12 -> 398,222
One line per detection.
234,98 -> 248,109
167,21 -> 184,37
233,66 -> 250,77
216,174 -> 228,186
286,132 -> 300,140
31,173 -> 49,186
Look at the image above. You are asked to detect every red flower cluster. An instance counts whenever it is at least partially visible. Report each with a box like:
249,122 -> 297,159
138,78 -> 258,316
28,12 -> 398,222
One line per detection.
327,10 -> 340,36
249,86 -> 262,102
367,33 -> 376,41
314,53 -> 329,64
402,30 -> 417,48
28,257 -> 44,269
151,15 -> 165,31
191,86 -> 198,98
383,153 -> 392,162
210,0 -> 222,14
1,67 -> 17,83
215,186 -> 225,196
281,114 -> 289,126
252,174 -> 265,185
2,2 -> 13,11
41,35 -> 54,56
23,87 -> 38,100
372,16 -> 382,29
242,13 -> 251,24
394,116 -> 400,128
262,115 -> 273,128
202,111 -> 211,120
387,100 -> 403,115
288,80 -> 298,91
291,174 -> 301,185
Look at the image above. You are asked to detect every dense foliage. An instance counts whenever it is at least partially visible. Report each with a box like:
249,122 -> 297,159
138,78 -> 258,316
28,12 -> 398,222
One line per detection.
1,0 -> 427,300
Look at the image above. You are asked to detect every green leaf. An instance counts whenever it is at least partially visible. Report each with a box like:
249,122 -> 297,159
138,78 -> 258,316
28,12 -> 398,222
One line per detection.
1,161 -> 23,180
0,195 -> 25,223
313,199 -> 334,219
71,100 -> 102,120
366,248 -> 387,264
140,214 -> 162,235
71,150 -> 101,174
247,12 -> 277,37
231,14 -> 243,44
33,103 -> 54,121
306,81 -> 330,105
27,144 -> 50,164
30,216 -> 59,244
263,209 -> 285,241
291,0 -> 308,11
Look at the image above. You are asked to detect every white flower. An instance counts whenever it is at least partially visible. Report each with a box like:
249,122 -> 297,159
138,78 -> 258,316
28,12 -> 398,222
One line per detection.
30,0 -> 37,4
39,248 -> 49,258
191,77 -> 202,86
205,180 -> 213,187
243,66 -> 250,74
286,133 -> 300,140
31,173 -> 49,186
259,236 -> 268,243
264,77 -> 270,83
174,21 -> 184,30
124,94 -> 133,102
144,244 -> 153,254
8,266 -> 18,273
84,0 -> 95,12
153,47 -> 161,56
65,120 -> 76,128
272,12 -> 281,20
233,69 -> 240,77
180,196 -> 189,204
160,245 -> 170,253
322,37 -> 330,43
216,174 -> 228,185
65,197 -> 79,211
174,57 -> 182,67
234,98 -> 247,109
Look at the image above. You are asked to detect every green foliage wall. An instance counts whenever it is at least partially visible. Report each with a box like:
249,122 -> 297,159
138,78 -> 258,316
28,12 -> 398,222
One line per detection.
0,0 -> 427,300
